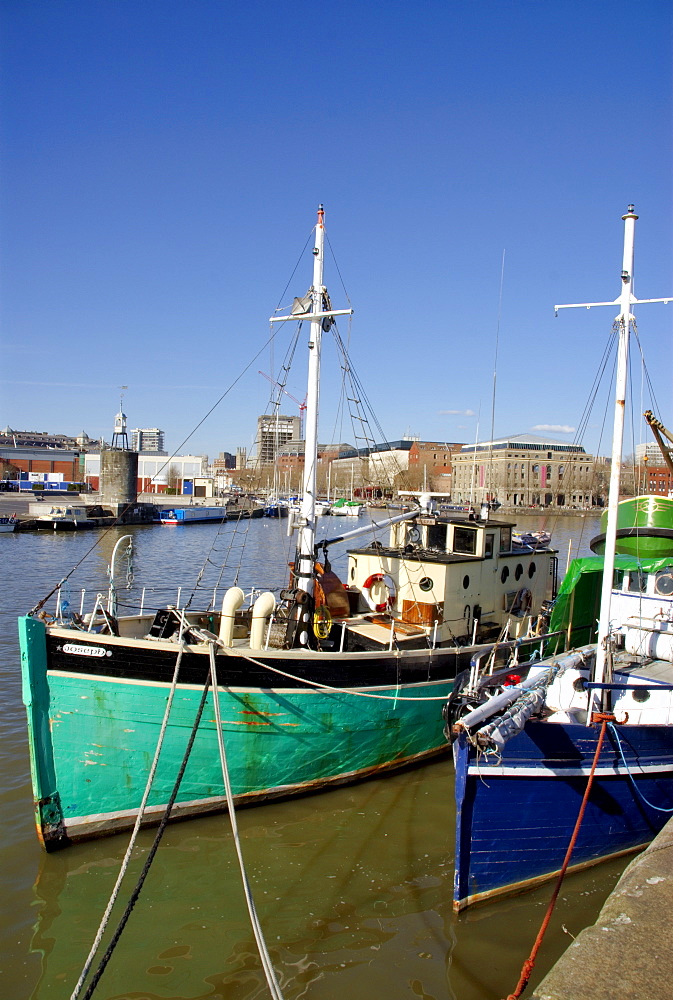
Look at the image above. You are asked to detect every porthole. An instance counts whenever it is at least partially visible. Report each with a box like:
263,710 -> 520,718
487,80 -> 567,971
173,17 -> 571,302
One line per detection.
419,577 -> 433,592
632,688 -> 651,703
501,566 -> 510,583
573,676 -> 587,692
350,567 -> 355,581
515,564 -> 523,581
528,562 -> 536,579
463,575 -> 470,589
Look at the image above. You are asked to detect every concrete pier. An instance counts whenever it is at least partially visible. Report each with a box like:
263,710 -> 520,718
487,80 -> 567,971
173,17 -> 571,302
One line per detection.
532,818 -> 673,999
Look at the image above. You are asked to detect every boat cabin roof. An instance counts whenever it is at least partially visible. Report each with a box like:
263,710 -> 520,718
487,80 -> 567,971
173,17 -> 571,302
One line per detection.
348,514 -> 554,564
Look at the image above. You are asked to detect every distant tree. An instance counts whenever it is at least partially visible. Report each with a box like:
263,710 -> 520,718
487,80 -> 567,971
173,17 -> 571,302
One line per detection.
167,464 -> 181,491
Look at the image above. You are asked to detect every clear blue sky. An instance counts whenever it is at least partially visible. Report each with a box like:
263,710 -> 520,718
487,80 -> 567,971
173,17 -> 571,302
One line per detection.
1,0 -> 671,463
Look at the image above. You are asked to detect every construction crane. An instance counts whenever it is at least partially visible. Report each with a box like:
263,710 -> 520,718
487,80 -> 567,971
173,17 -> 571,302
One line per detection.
644,410 -> 673,477
259,371 -> 307,438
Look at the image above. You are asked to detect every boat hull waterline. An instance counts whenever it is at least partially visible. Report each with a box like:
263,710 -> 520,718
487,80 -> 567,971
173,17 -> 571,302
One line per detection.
21,616 -> 464,849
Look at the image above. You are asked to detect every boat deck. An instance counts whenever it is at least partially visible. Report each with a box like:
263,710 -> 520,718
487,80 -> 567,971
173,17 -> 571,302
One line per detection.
618,655 -> 673,686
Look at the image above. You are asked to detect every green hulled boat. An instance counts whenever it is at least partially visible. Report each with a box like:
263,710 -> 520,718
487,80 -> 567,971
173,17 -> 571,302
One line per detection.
19,207 -> 560,851
590,494 -> 673,558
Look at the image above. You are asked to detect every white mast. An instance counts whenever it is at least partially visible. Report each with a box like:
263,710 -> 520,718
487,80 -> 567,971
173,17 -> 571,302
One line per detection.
294,205 -> 326,594
555,206 -> 671,689
269,206 -> 353,615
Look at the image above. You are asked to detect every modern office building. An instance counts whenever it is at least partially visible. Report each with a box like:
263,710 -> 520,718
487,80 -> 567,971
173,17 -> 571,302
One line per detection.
130,428 -> 166,454
256,414 -> 300,464
635,441 -> 668,462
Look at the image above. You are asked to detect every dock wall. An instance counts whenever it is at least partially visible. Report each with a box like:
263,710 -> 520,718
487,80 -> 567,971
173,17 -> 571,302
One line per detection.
531,817 -> 673,1000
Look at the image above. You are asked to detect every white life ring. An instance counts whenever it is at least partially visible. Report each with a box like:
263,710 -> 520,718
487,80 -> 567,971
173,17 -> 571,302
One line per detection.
362,573 -> 397,613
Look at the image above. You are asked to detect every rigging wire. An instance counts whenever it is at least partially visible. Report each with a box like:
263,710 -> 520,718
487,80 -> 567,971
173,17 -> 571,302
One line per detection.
632,318 -> 665,425
29,328 -> 282,612
486,250 -> 506,502
537,324 -> 615,562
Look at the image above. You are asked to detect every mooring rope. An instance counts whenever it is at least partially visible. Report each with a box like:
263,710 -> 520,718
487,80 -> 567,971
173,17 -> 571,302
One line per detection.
609,721 -> 673,813
70,639 -> 187,999
503,713 -> 611,1000
208,643 -> 285,1000
77,670 -> 213,1000
229,647 -> 452,701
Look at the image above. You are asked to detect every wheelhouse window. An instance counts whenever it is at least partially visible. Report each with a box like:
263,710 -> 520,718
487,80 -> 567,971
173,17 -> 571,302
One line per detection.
499,527 -> 512,551
485,533 -> 494,558
628,571 -> 648,594
427,523 -> 448,551
454,526 -> 477,555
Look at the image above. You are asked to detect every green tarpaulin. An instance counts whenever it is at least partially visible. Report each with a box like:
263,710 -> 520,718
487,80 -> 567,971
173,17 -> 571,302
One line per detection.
547,554 -> 673,654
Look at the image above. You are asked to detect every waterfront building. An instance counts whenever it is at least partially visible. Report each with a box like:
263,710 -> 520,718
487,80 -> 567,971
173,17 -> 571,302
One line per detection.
407,440 -> 464,492
272,438 -> 462,498
0,426 -> 100,451
640,462 -> 673,497
324,440 -> 416,497
451,434 -> 602,507
0,444 -> 85,485
83,452 -> 206,493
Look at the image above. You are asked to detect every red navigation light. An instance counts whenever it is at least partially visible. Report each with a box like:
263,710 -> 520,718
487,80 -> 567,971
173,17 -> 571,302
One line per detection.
504,674 -> 522,687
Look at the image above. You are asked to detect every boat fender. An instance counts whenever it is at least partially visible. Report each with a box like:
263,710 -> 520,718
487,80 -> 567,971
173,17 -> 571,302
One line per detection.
250,591 -> 276,649
362,573 -> 397,613
218,586 -> 246,645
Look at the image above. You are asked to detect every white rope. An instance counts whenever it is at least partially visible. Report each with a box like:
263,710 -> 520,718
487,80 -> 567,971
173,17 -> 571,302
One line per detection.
208,643 -> 284,1000
228,646 -> 452,701
70,640 -> 187,1000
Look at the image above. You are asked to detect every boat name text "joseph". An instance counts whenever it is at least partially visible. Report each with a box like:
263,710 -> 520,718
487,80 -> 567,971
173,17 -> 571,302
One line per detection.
62,644 -> 111,658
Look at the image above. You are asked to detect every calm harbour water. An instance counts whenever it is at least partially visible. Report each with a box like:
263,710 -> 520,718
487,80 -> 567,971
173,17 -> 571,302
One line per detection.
0,508 -> 629,1000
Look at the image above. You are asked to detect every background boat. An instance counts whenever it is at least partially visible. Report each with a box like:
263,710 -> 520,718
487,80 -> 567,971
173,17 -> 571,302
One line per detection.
155,505 -> 228,524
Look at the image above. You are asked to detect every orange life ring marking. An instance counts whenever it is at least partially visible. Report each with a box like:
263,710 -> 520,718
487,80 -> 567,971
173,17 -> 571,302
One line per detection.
362,573 -> 397,613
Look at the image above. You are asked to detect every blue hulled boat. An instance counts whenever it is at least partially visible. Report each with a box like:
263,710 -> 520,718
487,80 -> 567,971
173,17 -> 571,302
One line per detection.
156,506 -> 228,524
448,206 -> 673,911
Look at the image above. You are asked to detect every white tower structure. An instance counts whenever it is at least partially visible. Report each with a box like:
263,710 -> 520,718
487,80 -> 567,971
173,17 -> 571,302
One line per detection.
111,387 -> 129,450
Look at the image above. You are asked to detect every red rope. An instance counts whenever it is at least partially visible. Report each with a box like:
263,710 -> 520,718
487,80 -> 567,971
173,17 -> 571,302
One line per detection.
503,714 -> 611,1000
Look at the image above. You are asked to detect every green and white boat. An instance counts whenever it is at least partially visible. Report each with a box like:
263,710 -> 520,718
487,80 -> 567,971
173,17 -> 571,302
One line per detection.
19,207 -> 560,851
590,495 -> 673,558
